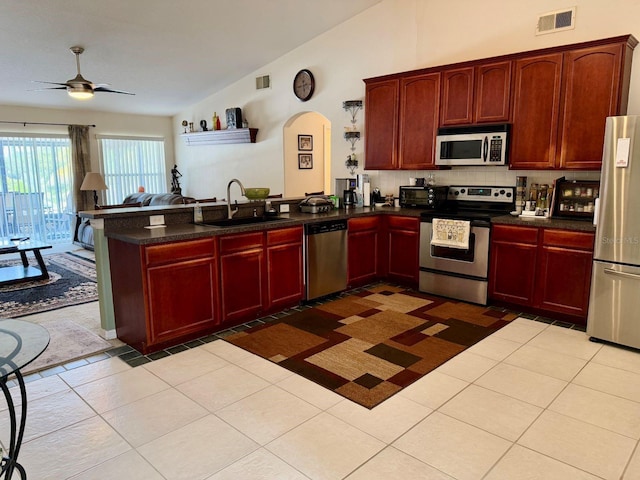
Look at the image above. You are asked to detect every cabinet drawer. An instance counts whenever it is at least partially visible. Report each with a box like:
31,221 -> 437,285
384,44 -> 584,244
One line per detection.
266,226 -> 303,246
387,215 -> 419,231
219,232 -> 264,254
145,238 -> 215,267
492,225 -> 538,244
542,229 -> 595,250
348,216 -> 379,232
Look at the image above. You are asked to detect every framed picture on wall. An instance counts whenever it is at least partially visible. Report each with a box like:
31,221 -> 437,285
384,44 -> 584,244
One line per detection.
298,134 -> 313,151
298,153 -> 313,169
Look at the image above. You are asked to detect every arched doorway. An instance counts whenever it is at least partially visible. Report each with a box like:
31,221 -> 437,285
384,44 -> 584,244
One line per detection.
283,112 -> 331,197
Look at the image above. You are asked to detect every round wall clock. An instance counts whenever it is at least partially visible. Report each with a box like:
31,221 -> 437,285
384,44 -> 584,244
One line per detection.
293,69 -> 315,102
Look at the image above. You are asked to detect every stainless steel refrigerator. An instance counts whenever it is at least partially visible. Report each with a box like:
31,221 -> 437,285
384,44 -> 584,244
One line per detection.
588,115 -> 640,348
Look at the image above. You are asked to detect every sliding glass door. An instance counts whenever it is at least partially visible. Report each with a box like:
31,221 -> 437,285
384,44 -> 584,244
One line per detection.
0,135 -> 73,244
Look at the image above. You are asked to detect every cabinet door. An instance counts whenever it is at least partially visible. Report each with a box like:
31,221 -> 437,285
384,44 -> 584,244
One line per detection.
398,73 -> 441,170
146,257 -> 218,346
348,217 -> 379,286
386,216 -> 419,286
364,79 -> 399,170
440,67 -> 474,126
266,227 -> 303,313
536,230 -> 594,322
218,232 -> 265,324
558,44 -> 624,169
510,53 -> 563,169
489,225 -> 539,305
475,61 -> 512,123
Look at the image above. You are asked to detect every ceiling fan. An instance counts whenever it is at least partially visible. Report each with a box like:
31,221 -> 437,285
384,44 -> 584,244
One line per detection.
33,46 -> 134,100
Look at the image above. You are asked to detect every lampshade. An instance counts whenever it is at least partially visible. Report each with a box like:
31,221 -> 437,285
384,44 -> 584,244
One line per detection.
80,172 -> 108,191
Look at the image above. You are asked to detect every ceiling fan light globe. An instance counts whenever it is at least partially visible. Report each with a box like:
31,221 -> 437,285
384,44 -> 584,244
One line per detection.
67,86 -> 94,100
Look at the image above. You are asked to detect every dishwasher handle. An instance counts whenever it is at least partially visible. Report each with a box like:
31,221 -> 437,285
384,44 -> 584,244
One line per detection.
304,219 -> 348,235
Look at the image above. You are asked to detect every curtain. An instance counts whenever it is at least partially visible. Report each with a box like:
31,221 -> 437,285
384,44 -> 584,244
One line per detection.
69,125 -> 92,211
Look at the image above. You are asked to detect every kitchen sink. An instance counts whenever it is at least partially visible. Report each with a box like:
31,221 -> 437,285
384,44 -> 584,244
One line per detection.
196,216 -> 287,228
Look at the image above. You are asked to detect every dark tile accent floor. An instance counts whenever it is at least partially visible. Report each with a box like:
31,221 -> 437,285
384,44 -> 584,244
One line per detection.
19,282 -> 588,383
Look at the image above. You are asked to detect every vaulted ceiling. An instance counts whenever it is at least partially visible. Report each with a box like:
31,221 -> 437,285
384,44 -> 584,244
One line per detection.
0,0 -> 381,116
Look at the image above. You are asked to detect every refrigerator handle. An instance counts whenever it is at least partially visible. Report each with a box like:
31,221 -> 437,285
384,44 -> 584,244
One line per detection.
604,267 -> 640,280
593,197 -> 600,226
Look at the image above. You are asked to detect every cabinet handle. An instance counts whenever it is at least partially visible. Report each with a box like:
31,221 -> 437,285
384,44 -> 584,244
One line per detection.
604,267 -> 640,280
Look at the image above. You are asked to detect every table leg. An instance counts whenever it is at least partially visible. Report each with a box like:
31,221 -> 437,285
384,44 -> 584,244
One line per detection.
18,253 -> 27,269
32,250 -> 48,281
0,371 -> 28,479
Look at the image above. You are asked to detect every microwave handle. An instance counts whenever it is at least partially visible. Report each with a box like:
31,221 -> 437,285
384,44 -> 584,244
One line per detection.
483,136 -> 489,162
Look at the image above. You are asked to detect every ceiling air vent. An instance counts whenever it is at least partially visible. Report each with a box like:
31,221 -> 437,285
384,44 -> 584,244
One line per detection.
536,7 -> 576,35
256,74 -> 271,90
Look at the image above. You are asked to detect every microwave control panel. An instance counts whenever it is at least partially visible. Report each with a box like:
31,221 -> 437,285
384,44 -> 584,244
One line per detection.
489,137 -> 503,162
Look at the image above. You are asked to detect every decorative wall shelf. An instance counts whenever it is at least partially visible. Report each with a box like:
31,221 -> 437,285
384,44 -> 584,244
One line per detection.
181,128 -> 258,146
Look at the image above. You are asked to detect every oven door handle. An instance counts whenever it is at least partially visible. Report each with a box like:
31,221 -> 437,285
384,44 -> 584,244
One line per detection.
483,136 -> 489,162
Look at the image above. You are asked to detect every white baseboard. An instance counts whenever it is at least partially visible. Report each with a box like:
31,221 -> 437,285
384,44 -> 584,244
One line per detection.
102,329 -> 117,340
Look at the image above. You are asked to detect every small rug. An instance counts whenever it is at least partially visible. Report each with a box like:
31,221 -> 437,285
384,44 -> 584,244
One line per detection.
0,252 -> 97,318
226,285 -> 517,408
22,318 -> 112,375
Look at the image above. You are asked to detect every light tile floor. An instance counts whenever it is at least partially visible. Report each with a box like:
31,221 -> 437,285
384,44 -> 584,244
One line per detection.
1,317 -> 640,479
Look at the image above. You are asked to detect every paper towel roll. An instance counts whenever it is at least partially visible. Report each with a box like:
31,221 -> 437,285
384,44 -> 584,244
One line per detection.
363,183 -> 371,206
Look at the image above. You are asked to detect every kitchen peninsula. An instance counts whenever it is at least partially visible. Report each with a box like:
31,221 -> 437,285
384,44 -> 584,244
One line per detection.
81,199 -> 595,354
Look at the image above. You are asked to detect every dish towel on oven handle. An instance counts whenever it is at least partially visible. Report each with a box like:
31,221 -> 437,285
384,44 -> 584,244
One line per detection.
431,218 -> 471,250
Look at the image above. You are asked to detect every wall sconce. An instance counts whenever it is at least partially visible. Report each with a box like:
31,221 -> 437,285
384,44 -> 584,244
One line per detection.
342,100 -> 363,128
343,100 -> 363,175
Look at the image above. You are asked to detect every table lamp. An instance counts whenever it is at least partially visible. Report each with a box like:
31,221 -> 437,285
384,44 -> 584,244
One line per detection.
80,172 -> 108,208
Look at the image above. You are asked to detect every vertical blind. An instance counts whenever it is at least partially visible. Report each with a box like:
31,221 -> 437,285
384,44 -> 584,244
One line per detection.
97,136 -> 167,205
0,135 -> 72,243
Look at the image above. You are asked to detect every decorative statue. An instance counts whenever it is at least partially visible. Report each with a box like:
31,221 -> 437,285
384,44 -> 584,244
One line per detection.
171,164 -> 182,194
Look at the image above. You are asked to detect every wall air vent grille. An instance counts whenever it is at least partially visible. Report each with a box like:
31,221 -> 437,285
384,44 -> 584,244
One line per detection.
256,74 -> 271,90
536,7 -> 576,35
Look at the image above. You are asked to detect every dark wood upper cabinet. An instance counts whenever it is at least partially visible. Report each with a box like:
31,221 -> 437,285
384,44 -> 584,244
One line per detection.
510,53 -> 563,169
441,67 -> 474,125
364,79 -> 399,170
440,61 -> 511,126
474,61 -> 512,123
398,73 -> 441,170
558,44 -> 625,169
364,34 -> 636,171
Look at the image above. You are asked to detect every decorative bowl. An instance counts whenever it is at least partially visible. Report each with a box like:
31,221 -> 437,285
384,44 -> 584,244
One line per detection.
244,187 -> 270,200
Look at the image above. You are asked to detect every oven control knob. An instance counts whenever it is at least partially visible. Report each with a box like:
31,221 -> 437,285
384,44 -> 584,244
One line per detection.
461,189 -> 466,194
500,189 -> 505,195
453,190 -> 459,196
506,192 -> 512,197
494,192 -> 499,196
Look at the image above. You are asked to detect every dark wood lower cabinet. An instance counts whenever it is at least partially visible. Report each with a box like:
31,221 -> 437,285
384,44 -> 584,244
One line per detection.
347,216 -> 380,287
218,232 -> 265,324
489,224 -> 594,324
385,216 -> 419,287
266,227 -> 303,313
109,237 -> 219,354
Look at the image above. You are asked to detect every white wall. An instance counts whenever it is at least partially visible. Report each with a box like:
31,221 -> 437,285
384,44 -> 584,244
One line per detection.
0,105 -> 174,200
174,0 -> 640,200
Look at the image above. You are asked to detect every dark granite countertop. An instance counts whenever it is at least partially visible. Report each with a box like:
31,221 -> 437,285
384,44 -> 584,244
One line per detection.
104,206 -> 424,245
491,214 -> 596,232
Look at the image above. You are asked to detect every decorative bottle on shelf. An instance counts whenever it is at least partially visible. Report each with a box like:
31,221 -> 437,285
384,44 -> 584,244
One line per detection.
212,112 -> 220,131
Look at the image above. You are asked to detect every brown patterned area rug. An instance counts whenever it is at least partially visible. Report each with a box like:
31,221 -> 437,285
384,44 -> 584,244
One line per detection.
226,285 -> 517,409
0,252 -> 97,318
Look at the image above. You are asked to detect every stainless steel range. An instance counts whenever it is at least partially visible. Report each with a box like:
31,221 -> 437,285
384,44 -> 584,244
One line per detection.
419,186 -> 515,305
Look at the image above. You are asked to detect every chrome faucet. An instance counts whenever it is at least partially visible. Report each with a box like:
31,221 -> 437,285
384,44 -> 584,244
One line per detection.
226,178 -> 246,219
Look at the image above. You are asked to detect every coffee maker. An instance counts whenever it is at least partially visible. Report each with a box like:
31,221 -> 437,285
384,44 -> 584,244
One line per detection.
343,189 -> 357,207
335,178 -> 356,194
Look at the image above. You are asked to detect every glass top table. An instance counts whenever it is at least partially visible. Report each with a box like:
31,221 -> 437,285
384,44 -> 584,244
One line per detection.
0,319 -> 50,479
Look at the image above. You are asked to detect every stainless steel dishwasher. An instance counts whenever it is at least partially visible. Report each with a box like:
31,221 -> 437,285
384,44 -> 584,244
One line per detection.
304,219 -> 348,300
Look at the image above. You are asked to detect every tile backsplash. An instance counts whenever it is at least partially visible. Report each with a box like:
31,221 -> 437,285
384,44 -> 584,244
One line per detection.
364,167 -> 600,198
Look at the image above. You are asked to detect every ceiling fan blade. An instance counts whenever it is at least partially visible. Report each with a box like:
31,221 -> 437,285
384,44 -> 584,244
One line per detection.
29,86 -> 68,91
94,86 -> 135,95
32,80 -> 69,87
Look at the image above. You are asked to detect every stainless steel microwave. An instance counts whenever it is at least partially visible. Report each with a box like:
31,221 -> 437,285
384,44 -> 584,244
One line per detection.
435,123 -> 510,166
